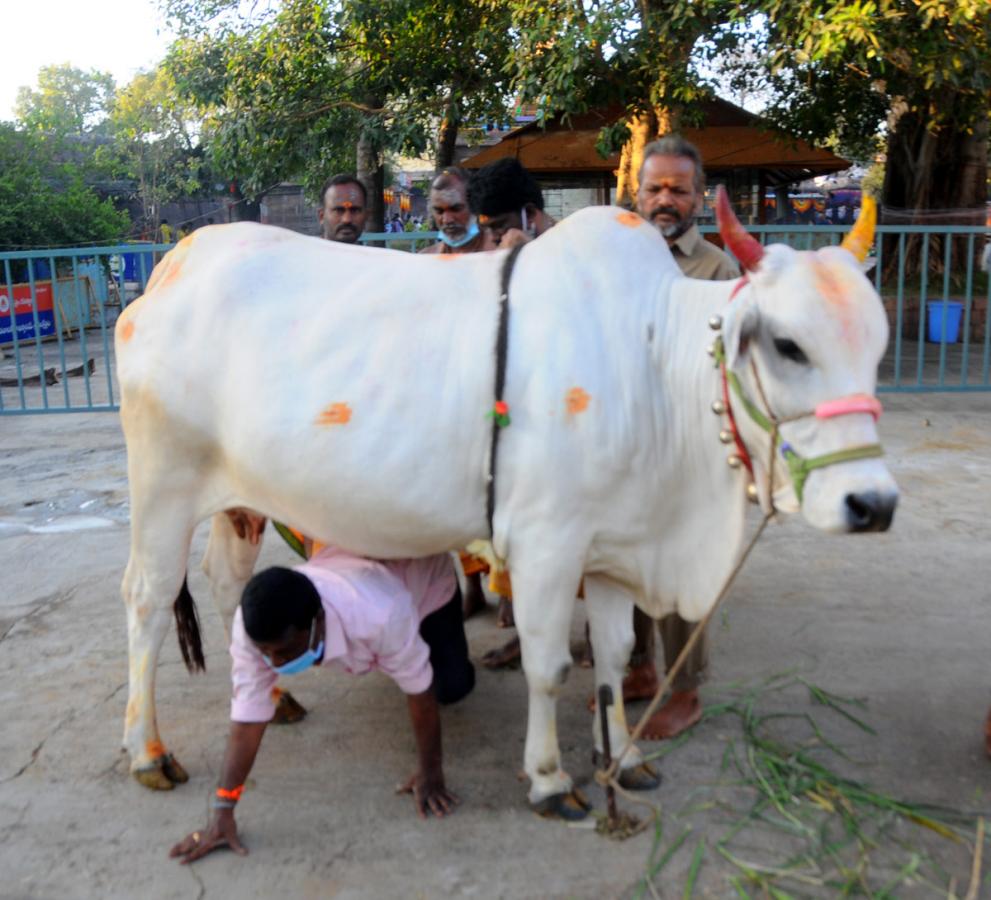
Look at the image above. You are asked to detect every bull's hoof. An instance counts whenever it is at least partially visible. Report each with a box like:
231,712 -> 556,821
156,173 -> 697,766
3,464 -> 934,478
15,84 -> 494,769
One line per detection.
132,762 -> 175,791
531,788 -> 592,821
132,752 -> 189,790
271,690 -> 307,725
161,753 -> 189,784
617,762 -> 661,792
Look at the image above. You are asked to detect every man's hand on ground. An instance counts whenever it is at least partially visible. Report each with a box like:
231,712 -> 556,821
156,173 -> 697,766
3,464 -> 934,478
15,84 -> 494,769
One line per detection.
169,810 -> 248,864
397,770 -> 461,819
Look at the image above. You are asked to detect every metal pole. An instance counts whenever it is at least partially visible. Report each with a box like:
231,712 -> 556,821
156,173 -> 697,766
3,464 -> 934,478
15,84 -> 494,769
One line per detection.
597,684 -> 618,825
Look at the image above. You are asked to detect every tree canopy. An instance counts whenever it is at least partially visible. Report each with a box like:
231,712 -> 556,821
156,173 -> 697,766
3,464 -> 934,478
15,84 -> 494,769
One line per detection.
7,0 -> 986,248
0,124 -> 130,250
753,0 -> 989,218
15,64 -> 116,137
163,0 -> 513,227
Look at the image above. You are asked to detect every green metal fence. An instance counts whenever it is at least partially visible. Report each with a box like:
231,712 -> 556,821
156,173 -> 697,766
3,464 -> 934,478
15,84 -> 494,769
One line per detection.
0,224 -> 987,415
700,224 -> 991,393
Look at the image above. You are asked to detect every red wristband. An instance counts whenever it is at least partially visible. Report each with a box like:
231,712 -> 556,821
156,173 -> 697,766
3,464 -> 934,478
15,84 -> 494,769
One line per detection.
216,785 -> 244,802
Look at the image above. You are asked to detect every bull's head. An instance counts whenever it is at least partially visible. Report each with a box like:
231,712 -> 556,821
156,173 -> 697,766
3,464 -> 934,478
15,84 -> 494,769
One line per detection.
713,186 -> 898,533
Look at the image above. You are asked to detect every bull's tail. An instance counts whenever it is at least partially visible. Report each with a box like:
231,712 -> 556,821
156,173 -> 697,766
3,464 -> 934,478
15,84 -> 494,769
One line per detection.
173,577 -> 206,673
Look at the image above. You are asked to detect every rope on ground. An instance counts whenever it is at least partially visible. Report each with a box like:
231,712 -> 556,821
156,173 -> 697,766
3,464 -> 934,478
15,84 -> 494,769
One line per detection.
964,816 -> 984,900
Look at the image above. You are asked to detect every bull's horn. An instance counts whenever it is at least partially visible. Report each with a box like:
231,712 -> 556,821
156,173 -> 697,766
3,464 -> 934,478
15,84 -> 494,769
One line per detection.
840,195 -> 877,263
716,185 -> 764,272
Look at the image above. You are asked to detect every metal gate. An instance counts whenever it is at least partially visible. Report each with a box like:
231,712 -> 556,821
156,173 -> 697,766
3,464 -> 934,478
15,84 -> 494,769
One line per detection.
1,225 -> 988,416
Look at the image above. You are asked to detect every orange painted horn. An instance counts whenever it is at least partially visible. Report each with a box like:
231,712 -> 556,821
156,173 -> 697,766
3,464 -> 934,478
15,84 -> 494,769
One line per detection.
716,185 -> 764,271
840,195 -> 876,263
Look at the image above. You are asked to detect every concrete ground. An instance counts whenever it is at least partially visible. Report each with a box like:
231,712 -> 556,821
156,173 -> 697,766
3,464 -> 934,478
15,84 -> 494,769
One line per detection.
0,393 -> 989,899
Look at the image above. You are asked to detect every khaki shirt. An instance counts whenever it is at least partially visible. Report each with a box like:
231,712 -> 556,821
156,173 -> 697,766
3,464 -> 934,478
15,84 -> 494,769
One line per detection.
670,224 -> 740,282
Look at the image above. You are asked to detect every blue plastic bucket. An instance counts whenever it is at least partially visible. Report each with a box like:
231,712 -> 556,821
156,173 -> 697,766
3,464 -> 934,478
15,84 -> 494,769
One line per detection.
927,301 -> 963,343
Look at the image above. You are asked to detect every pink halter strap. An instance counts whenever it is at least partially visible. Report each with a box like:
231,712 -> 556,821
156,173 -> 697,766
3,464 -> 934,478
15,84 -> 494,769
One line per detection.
815,394 -> 882,422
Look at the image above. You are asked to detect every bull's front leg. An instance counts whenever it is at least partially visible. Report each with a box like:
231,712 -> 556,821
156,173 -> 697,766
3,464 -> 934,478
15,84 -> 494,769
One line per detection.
510,561 -> 589,819
584,576 -> 661,792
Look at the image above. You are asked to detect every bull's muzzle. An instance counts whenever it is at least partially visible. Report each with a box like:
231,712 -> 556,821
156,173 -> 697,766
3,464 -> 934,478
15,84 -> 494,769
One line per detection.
844,490 -> 897,532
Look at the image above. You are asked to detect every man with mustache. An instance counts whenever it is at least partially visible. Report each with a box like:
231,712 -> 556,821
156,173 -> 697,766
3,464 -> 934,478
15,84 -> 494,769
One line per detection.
636,136 -> 739,280
419,167 -> 485,255
318,174 -> 368,244
627,136 -> 739,739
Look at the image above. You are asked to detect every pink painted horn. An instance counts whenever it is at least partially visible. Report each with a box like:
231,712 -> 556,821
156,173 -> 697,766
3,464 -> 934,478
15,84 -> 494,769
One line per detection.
716,184 -> 764,272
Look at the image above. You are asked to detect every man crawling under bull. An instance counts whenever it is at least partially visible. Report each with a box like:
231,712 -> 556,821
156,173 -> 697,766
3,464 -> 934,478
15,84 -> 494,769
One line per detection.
170,546 -> 474,864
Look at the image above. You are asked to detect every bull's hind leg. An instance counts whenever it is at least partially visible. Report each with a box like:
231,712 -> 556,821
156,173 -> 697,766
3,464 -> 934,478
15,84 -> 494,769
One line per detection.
201,512 -> 306,724
509,560 -> 588,819
203,511 -> 265,639
121,495 -> 199,790
584,577 -> 659,792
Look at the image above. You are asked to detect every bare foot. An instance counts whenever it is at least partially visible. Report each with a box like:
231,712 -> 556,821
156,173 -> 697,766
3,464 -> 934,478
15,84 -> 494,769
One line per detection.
985,705 -> 991,759
587,662 -> 661,712
462,573 -> 486,621
482,636 -> 521,669
496,597 -> 515,628
636,689 -> 702,741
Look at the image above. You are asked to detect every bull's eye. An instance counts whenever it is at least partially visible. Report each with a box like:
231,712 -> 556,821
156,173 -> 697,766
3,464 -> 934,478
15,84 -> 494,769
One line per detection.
773,337 -> 808,365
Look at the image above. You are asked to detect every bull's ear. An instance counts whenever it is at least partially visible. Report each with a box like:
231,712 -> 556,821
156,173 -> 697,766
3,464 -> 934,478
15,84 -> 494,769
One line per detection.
721,299 -> 760,369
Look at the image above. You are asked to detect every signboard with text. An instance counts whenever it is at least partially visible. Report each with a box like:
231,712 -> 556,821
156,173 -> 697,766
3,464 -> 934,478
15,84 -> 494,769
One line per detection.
0,281 -> 56,346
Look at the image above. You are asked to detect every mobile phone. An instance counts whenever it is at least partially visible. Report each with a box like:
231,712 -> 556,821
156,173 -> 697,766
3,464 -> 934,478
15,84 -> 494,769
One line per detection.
521,207 -> 536,237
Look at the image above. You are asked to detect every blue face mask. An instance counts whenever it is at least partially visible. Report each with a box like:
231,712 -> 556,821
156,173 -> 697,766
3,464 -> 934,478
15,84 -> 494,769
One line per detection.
439,217 -> 480,248
264,618 -> 324,676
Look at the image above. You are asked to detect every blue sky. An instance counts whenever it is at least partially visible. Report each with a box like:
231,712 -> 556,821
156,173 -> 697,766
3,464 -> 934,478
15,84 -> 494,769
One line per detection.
0,0 -> 173,121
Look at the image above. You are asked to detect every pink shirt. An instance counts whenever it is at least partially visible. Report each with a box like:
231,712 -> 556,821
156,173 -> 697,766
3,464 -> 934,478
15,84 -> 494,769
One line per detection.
230,547 -> 456,722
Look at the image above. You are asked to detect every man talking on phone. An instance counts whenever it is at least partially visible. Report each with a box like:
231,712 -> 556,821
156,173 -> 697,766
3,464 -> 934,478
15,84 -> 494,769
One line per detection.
467,159 -> 555,251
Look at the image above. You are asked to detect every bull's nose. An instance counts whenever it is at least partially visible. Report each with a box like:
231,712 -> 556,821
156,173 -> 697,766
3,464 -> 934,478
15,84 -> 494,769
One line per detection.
844,491 -> 897,532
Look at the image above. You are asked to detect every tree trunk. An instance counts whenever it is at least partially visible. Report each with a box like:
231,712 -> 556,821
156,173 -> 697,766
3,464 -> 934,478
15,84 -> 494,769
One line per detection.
227,181 -> 261,223
435,94 -> 460,171
614,106 -> 681,207
882,93 -> 988,277
356,128 -> 385,235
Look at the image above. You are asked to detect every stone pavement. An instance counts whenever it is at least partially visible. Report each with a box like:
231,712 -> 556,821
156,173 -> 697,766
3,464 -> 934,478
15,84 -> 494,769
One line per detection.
0,393 -> 989,898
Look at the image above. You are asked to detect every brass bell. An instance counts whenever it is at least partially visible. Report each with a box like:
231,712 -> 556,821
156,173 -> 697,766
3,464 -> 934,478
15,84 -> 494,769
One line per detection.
711,400 -> 726,415
706,343 -> 716,357
708,315 -> 723,331
727,454 -> 742,469
719,429 -> 733,444
746,482 -> 759,503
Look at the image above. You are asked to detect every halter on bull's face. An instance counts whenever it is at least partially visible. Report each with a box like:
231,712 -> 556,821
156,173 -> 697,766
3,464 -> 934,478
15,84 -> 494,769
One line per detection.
713,186 -> 897,533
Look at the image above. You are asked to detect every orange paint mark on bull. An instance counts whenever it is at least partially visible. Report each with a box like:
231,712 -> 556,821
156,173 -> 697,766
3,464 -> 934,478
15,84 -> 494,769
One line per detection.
118,319 -> 135,342
811,258 -> 850,309
145,739 -> 166,760
566,387 -> 591,414
144,239 -> 192,294
316,402 -> 352,426
615,211 -> 643,228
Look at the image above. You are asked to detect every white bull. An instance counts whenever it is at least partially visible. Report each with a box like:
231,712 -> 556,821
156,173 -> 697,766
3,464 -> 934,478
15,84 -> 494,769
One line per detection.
115,193 -> 897,813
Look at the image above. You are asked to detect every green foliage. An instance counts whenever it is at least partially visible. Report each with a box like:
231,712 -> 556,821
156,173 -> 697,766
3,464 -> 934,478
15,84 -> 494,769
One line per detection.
496,1 -> 742,127
15,64 -> 116,136
753,0 -> 990,158
104,66 -> 215,226
0,125 -> 129,249
164,0 -> 514,204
